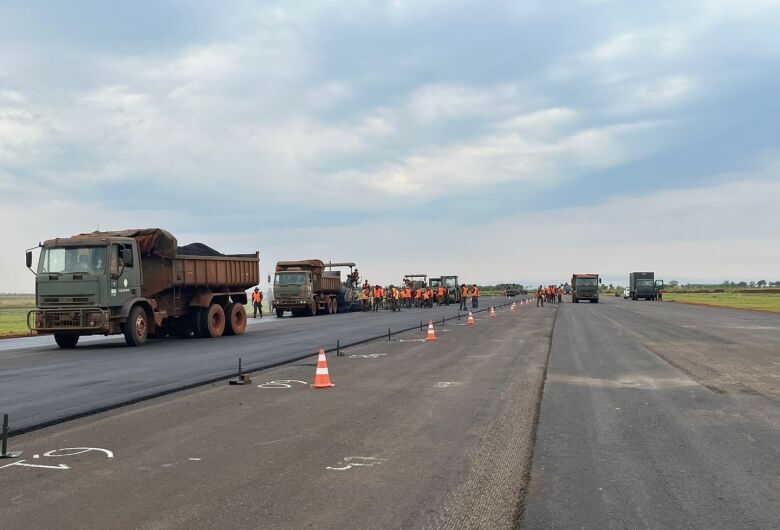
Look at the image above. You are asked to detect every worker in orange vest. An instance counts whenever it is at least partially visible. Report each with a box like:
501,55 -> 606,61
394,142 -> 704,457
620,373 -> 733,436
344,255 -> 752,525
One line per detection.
361,284 -> 370,312
415,288 -> 422,307
390,285 -> 399,312
252,287 -> 263,318
437,286 -> 445,306
422,288 -> 430,308
460,284 -> 469,311
536,285 -> 545,307
373,285 -> 382,312
472,284 -> 480,308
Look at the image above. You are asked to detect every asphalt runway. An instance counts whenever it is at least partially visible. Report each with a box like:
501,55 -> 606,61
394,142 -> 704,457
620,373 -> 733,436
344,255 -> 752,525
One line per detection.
0,303 -> 549,529
522,296 -> 780,529
0,297 -> 512,432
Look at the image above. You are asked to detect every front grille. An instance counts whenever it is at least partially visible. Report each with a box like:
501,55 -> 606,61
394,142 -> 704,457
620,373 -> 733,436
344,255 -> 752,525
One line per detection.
40,295 -> 96,307
28,308 -> 108,331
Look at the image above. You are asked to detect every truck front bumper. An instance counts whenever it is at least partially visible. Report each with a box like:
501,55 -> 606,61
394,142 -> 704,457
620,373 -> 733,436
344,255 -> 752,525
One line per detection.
28,307 -> 110,333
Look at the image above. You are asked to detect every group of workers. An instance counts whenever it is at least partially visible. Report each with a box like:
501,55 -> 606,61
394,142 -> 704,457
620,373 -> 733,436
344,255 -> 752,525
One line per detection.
359,282 -> 481,312
536,285 -> 564,307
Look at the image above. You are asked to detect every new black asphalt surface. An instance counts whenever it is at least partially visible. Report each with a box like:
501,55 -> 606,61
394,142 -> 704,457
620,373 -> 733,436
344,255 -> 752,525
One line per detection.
0,297 -> 512,432
522,296 -> 780,529
0,302 -> 550,529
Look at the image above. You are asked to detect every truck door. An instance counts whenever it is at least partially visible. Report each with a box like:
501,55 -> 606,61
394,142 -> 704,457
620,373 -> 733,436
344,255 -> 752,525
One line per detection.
109,242 -> 142,308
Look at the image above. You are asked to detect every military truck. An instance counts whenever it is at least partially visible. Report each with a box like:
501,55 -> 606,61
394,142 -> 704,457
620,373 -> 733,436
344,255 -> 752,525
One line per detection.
629,272 -> 663,300
571,273 -> 600,303
272,260 -> 361,317
26,229 -> 259,348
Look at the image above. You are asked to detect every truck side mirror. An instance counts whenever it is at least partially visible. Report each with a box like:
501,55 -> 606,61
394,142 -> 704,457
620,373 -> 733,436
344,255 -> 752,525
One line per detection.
26,250 -> 33,269
122,248 -> 133,267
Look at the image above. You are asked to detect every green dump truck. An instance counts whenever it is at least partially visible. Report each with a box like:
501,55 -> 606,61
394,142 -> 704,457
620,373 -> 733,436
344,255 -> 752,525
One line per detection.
272,260 -> 361,317
571,273 -> 600,303
27,229 -> 260,348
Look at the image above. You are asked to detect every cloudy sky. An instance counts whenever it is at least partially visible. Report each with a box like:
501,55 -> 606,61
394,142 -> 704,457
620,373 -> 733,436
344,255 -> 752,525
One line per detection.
1,0 -> 779,292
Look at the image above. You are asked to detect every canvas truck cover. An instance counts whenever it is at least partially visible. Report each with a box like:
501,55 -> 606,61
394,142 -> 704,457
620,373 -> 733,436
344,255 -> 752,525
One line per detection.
57,229 -> 179,258
276,260 -> 326,274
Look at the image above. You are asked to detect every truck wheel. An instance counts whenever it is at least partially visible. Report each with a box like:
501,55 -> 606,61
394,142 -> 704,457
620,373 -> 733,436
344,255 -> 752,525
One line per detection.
276,308 -> 284,318
54,333 -> 79,349
224,303 -> 247,336
201,303 -> 226,338
124,306 -> 149,347
332,298 -> 339,314
310,300 -> 318,317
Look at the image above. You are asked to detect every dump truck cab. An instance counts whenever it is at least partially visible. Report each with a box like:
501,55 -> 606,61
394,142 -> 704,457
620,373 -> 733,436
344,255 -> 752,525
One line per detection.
29,234 -> 144,342
571,273 -> 600,303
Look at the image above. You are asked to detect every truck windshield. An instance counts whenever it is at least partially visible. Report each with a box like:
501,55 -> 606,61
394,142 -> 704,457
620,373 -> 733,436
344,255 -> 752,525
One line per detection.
275,272 -> 307,285
636,279 -> 654,286
443,277 -> 456,288
38,247 -> 107,275
576,278 -> 598,286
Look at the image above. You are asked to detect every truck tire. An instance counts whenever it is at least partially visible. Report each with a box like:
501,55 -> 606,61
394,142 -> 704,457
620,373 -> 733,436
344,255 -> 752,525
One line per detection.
201,303 -> 226,338
54,333 -> 79,349
276,308 -> 284,318
224,303 -> 247,336
310,300 -> 318,317
191,308 -> 206,337
332,298 -> 339,314
124,306 -> 149,347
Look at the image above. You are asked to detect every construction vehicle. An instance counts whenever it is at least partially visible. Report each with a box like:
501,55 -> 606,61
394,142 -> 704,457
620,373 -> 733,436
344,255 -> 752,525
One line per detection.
440,275 -> 460,304
403,274 -> 428,290
571,273 -> 600,303
629,272 -> 663,300
26,229 -> 259,348
272,260 -> 361,317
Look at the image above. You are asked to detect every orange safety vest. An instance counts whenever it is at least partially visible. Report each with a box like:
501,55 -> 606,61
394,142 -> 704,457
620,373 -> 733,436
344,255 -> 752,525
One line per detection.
415,289 -> 421,299
473,287 -> 479,297
361,288 -> 369,300
391,287 -> 398,298
423,290 -> 429,300
374,287 -> 382,298
437,287 -> 444,296
252,292 -> 261,303
462,286 -> 469,297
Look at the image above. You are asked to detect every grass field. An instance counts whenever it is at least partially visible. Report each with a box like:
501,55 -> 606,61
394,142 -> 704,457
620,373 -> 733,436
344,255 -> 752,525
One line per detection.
0,296 -> 35,336
664,292 -> 780,313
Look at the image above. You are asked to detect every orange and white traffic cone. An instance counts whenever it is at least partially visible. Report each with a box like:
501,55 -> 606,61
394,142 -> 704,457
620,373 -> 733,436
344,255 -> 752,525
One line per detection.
467,311 -> 475,326
311,348 -> 335,388
426,320 -> 437,341
490,306 -> 496,318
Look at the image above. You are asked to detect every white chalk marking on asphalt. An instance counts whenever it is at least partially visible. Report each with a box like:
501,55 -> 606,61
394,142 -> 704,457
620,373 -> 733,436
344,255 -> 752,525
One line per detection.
397,338 -> 426,342
744,433 -> 756,442
257,380 -> 308,389
326,456 -> 387,471
349,354 -> 388,359
434,382 -> 462,388
162,463 -> 177,468
0,460 -> 70,471
492,339 -> 505,342
467,354 -> 494,358
33,454 -> 39,459
188,458 -> 202,461
44,447 -> 114,459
